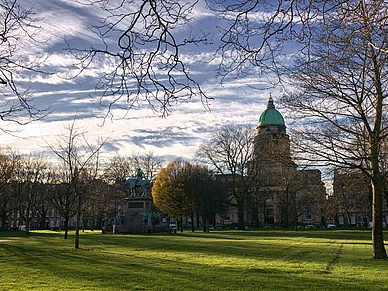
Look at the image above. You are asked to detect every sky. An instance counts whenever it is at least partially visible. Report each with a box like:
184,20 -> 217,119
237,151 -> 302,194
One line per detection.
1,0 -> 283,164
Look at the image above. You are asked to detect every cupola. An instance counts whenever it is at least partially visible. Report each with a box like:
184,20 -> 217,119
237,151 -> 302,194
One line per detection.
258,96 -> 285,127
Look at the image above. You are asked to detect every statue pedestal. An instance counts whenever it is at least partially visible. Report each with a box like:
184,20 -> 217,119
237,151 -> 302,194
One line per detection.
122,196 -> 154,234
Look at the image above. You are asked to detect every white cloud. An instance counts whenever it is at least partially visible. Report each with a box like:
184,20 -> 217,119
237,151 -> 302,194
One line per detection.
1,0 -> 285,164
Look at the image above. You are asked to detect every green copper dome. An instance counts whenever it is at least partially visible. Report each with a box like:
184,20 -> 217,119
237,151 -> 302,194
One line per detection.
258,96 -> 285,126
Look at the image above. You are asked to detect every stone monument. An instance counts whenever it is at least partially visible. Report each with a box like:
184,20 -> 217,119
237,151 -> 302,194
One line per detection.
116,168 -> 155,233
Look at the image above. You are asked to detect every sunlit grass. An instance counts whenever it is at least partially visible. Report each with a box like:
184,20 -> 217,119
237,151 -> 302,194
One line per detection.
0,229 -> 387,290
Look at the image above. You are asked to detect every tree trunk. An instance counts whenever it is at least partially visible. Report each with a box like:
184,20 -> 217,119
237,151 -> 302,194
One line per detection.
82,217 -> 86,232
40,212 -> 46,230
202,217 -> 208,232
345,210 -> 352,230
64,216 -> 69,239
75,213 -> 80,249
294,205 -> 298,231
1,212 -> 7,230
74,195 -> 82,249
371,177 -> 387,259
25,216 -> 30,234
254,205 -> 260,228
190,213 -> 195,232
74,216 -> 80,249
96,217 -> 102,230
238,202 -> 245,230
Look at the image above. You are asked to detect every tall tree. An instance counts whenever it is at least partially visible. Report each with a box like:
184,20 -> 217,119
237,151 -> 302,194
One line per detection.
104,154 -> 133,185
103,151 -> 163,206
14,154 -> 48,233
82,178 -> 111,231
0,149 -> 18,230
104,151 -> 163,183
35,166 -> 56,230
280,1 -> 388,259
48,118 -> 107,248
51,166 -> 77,240
209,0 -> 388,259
197,124 -> 256,230
188,165 -> 228,232
152,159 -> 193,231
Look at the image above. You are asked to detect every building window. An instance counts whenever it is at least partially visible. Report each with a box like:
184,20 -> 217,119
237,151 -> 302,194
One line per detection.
351,215 -> 356,225
304,207 -> 312,220
266,208 -> 274,216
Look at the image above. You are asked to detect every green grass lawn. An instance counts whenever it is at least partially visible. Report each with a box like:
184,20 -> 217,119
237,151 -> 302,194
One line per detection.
0,229 -> 387,291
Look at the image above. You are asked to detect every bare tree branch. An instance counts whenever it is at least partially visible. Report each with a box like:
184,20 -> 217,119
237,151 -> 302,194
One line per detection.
0,0 -> 50,127
70,0 -> 212,119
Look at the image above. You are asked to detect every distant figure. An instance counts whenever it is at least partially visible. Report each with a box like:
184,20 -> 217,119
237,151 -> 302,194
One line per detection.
136,168 -> 144,183
116,212 -> 122,225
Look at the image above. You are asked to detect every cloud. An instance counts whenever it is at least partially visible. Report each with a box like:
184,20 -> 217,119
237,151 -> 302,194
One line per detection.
1,0 -> 283,165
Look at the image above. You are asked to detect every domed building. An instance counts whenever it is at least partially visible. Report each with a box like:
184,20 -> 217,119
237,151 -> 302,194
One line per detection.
257,95 -> 285,126
254,95 -> 296,176
248,96 -> 326,227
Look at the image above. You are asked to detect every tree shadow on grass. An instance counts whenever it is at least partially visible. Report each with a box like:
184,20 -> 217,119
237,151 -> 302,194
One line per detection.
1,230 -> 386,290
2,243 -> 381,291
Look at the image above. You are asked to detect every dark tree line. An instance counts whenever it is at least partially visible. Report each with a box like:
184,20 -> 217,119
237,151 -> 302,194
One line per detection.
0,144 -> 163,241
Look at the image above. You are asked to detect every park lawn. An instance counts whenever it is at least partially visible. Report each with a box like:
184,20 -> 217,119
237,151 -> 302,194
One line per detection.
0,229 -> 387,291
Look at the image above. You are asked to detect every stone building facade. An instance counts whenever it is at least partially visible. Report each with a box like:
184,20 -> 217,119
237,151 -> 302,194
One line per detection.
331,169 -> 388,227
217,97 -> 327,228
251,97 -> 326,227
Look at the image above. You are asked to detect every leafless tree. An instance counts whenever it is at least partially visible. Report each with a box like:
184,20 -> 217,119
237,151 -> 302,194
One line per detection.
187,164 -> 227,232
34,166 -> 56,230
293,171 -> 326,229
47,118 -> 107,248
103,151 -> 162,201
0,0 -> 49,126
71,0 -> 211,118
332,169 -> 372,228
197,124 -> 256,230
130,151 -> 163,182
13,154 -> 49,233
208,0 -> 388,259
280,1 -> 388,259
81,178 -> 111,231
103,154 -> 132,185
51,165 -> 77,240
206,0 -> 305,82
0,148 -> 18,229
275,166 -> 301,227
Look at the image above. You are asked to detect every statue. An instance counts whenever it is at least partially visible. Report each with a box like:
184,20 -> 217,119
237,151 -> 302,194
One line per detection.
125,168 -> 151,197
143,212 -> 152,225
115,211 -> 122,225
136,168 -> 143,182
153,212 -> 161,223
